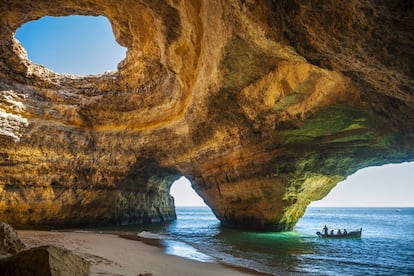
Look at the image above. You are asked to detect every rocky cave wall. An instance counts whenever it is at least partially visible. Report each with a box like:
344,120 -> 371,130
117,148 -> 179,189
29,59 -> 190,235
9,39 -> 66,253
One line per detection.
0,0 -> 413,231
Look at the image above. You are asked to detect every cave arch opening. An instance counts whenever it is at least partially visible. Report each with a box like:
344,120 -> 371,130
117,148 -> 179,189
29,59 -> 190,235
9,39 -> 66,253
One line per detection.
15,15 -> 126,76
170,176 -> 208,207
168,176 -> 219,231
310,162 -> 414,207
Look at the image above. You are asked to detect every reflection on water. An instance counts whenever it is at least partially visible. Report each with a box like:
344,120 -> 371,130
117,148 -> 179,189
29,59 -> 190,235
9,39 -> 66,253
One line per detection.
214,229 -> 319,274
158,207 -> 317,274
163,240 -> 215,263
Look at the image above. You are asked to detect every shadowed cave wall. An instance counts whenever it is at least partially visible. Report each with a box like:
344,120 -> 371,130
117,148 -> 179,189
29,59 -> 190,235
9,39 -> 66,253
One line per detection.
0,0 -> 413,231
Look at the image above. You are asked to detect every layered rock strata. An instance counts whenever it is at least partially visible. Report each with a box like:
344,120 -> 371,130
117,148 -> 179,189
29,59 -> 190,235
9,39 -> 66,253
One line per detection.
0,0 -> 413,231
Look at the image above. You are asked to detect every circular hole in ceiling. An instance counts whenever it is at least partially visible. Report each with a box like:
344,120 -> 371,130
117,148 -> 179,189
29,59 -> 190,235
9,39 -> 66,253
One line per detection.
15,15 -> 126,76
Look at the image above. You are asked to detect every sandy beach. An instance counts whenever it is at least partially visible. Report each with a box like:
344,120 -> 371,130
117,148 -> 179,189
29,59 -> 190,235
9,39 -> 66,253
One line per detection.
17,230 -> 255,276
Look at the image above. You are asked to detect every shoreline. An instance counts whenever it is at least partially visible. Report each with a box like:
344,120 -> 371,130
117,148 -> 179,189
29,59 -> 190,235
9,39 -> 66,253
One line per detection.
118,232 -> 269,275
17,230 -> 265,275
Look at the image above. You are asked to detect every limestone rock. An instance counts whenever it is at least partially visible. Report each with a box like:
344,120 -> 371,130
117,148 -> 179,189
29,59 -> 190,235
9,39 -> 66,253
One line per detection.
0,222 -> 25,256
0,0 -> 413,231
0,245 -> 90,276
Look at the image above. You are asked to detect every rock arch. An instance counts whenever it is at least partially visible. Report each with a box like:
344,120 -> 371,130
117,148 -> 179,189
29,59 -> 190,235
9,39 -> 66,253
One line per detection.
0,0 -> 413,231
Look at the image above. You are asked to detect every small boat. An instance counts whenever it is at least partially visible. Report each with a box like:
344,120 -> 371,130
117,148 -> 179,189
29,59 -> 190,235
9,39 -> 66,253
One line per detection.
316,228 -> 362,239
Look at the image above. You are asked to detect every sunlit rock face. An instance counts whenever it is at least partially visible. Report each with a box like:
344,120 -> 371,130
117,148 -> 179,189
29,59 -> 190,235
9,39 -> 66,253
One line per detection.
0,0 -> 413,231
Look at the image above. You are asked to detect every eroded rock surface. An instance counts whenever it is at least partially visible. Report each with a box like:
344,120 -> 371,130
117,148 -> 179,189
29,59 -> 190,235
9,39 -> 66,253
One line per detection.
0,0 -> 413,231
0,245 -> 90,276
0,222 -> 25,255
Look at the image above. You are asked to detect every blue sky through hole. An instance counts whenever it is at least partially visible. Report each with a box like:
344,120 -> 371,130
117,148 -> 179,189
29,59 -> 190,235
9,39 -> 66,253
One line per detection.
15,15 -> 414,207
15,15 -> 126,75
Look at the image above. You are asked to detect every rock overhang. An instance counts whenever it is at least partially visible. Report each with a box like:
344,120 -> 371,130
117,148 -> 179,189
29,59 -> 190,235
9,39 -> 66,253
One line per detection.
0,0 -> 413,231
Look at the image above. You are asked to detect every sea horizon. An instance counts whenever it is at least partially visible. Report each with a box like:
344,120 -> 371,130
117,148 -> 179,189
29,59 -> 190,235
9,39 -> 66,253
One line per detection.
176,205 -> 414,208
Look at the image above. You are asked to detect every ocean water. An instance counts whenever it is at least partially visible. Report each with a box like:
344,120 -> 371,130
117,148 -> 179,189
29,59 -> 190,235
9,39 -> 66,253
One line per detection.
136,207 -> 414,275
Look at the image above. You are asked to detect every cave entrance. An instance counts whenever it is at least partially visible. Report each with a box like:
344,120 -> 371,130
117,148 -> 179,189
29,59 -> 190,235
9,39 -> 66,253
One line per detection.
15,15 -> 126,76
168,176 -> 221,234
170,176 -> 208,207
310,162 -> 414,207
165,177 -> 218,262
169,176 -> 218,225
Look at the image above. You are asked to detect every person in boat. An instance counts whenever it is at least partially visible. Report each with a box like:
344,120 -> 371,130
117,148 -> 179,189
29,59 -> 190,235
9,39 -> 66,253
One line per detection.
330,229 -> 334,235
323,225 -> 328,235
343,229 -> 347,235
337,229 -> 342,235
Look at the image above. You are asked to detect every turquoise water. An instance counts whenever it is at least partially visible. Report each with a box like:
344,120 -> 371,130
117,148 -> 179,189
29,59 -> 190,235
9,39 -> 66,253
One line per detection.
148,207 -> 414,275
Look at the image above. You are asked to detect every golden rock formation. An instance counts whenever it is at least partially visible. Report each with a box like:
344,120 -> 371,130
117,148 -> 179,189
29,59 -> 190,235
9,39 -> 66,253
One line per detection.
0,0 -> 413,230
